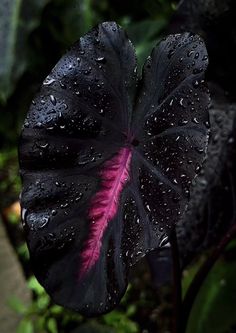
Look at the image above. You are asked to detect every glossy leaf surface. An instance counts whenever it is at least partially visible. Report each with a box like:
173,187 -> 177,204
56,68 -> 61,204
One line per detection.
19,22 -> 210,315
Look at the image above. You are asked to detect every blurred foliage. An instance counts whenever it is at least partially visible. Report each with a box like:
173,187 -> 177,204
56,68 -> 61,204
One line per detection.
0,0 -> 51,104
0,149 -> 21,208
186,243 -> 236,333
1,0 -> 236,332
8,274 -> 140,333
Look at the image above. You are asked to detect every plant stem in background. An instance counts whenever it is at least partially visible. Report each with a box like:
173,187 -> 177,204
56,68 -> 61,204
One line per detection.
170,228 -> 182,333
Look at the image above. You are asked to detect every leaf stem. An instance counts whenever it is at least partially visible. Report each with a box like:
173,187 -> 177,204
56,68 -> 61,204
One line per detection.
170,228 -> 182,333
182,223 -> 236,332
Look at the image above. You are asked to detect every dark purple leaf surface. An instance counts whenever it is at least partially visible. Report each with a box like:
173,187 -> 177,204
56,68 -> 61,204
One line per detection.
19,22 -> 210,316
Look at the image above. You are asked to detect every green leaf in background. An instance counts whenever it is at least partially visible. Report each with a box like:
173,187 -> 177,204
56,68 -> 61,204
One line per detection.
45,0 -> 98,48
47,318 -> 58,333
17,318 -> 34,333
17,243 -> 30,261
0,0 -> 50,104
187,258 -> 236,333
119,0 -> 176,70
8,296 -> 27,315
36,294 -> 50,310
182,256 -> 206,298
103,310 -> 139,333
0,149 -> 20,208
123,19 -> 167,70
27,276 -> 45,295
49,305 -> 63,315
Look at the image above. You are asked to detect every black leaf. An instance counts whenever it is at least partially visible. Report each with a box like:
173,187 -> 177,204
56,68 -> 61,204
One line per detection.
18,22 -> 210,316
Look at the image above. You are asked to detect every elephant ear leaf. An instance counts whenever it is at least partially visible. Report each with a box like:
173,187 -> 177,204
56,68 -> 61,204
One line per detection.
19,23 -> 210,316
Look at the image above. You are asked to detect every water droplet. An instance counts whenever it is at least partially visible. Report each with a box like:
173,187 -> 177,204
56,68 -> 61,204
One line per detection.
39,216 -> 50,229
39,142 -> 49,149
50,95 -> 57,105
195,147 -> 204,154
187,50 -> 194,57
43,76 -> 55,86
21,208 -> 27,223
51,209 -> 57,216
26,213 -> 50,230
168,49 -> 175,59
96,56 -> 106,63
59,81 -> 66,89
179,98 -> 184,107
195,164 -> 201,173
75,193 -> 83,201
196,65 -> 204,73
178,119 -> 189,125
60,203 -> 69,208
192,117 -> 199,124
193,80 -> 199,88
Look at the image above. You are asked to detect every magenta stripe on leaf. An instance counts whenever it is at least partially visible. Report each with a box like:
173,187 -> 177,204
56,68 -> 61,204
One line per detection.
79,147 -> 132,278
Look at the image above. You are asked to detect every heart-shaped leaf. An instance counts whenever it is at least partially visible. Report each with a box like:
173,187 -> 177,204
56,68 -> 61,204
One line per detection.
19,22 -> 210,316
